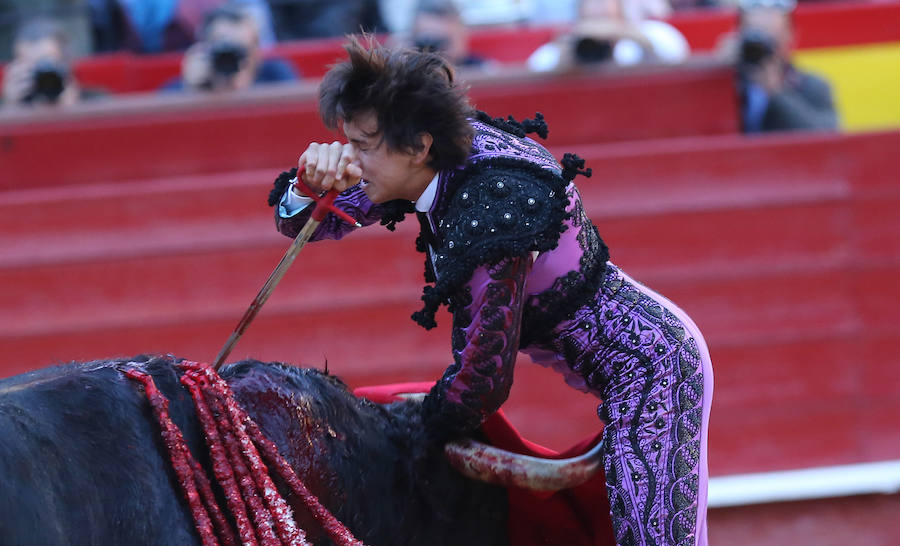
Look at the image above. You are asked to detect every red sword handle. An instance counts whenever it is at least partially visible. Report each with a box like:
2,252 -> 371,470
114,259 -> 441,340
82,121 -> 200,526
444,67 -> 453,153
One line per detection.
292,172 -> 361,226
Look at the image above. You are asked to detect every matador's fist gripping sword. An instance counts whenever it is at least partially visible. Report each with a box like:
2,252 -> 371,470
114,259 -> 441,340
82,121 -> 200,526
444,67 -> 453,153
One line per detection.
212,173 -> 361,370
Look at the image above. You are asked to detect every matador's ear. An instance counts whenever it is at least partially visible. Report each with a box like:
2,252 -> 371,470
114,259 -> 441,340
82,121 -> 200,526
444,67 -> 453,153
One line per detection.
413,132 -> 434,165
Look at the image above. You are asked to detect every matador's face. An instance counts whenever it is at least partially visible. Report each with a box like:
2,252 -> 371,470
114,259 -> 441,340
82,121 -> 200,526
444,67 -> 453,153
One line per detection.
343,111 -> 434,204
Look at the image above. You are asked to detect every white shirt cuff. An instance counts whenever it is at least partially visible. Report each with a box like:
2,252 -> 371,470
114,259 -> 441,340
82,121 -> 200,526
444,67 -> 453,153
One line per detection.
278,177 -> 314,218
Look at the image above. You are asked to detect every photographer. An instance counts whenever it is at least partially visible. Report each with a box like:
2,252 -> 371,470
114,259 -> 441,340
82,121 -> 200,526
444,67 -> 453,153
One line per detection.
163,3 -> 297,93
735,0 -> 837,132
1,19 -> 101,110
407,0 -> 490,69
527,0 -> 688,71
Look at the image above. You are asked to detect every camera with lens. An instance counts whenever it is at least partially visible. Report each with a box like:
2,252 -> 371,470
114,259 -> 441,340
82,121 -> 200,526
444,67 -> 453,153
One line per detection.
26,60 -> 68,103
573,36 -> 614,64
210,42 -> 248,77
738,28 -> 777,66
414,35 -> 450,54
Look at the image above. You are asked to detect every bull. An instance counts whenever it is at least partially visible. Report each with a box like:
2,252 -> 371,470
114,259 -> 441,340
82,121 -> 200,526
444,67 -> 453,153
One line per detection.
0,355 -> 603,545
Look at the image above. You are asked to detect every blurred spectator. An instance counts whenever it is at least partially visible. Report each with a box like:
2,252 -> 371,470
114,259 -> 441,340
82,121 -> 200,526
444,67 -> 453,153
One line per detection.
266,0 -> 384,41
528,0 -> 678,25
2,18 -> 103,109
162,3 -> 296,93
0,0 -> 92,61
732,0 -> 837,132
89,0 -> 275,54
669,0 -> 720,12
378,0 -> 417,32
621,0 -> 673,20
90,0 -> 203,53
527,0 -> 689,71
231,0 -> 275,47
408,0 -> 490,69
451,0 -> 534,25
526,0 -> 580,24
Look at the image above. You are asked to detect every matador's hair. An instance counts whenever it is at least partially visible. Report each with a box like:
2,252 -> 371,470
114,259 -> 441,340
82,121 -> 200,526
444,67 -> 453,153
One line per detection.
318,35 -> 474,171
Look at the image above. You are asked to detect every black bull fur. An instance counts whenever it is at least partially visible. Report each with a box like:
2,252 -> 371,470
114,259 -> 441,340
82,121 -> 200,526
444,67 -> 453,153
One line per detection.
0,355 -> 508,545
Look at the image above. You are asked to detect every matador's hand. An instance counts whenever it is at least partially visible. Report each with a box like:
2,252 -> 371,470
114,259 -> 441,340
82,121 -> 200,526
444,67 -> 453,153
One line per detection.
296,141 -> 363,195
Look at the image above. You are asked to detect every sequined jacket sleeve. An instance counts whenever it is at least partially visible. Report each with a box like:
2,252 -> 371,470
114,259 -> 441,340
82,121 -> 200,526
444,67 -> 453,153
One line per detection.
422,254 -> 531,440
274,184 -> 388,241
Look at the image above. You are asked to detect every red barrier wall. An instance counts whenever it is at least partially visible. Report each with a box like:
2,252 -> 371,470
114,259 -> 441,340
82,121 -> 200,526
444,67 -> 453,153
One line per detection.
710,493 -> 900,546
2,124 -> 898,474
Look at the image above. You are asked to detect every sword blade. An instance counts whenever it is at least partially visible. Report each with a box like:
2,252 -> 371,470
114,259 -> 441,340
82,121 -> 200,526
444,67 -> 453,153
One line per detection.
212,217 -> 321,370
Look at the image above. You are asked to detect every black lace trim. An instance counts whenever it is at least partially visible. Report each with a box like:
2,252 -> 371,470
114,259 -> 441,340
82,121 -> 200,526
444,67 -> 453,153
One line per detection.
411,157 -> 570,330
267,167 -> 298,207
474,110 -> 549,140
520,196 -> 610,348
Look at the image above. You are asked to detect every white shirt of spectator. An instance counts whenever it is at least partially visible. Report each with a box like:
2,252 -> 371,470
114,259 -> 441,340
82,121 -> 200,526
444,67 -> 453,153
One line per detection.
527,19 -> 689,70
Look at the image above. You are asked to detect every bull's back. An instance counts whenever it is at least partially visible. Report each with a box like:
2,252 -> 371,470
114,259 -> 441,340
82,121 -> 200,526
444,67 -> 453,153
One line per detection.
0,358 -> 201,546
0,357 -> 510,546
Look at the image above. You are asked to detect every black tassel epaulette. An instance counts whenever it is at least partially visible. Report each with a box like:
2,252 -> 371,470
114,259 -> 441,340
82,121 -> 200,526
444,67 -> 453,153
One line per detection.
521,112 -> 549,139
560,153 -> 592,182
475,110 -> 549,140
411,285 -> 445,330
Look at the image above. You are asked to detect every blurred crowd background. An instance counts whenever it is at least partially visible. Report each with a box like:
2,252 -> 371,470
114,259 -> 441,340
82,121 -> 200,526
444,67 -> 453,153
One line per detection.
3,0 -> 895,131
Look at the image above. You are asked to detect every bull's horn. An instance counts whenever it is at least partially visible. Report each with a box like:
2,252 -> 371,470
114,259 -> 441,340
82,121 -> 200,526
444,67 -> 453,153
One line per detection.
444,437 -> 603,492
395,393 -> 427,402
